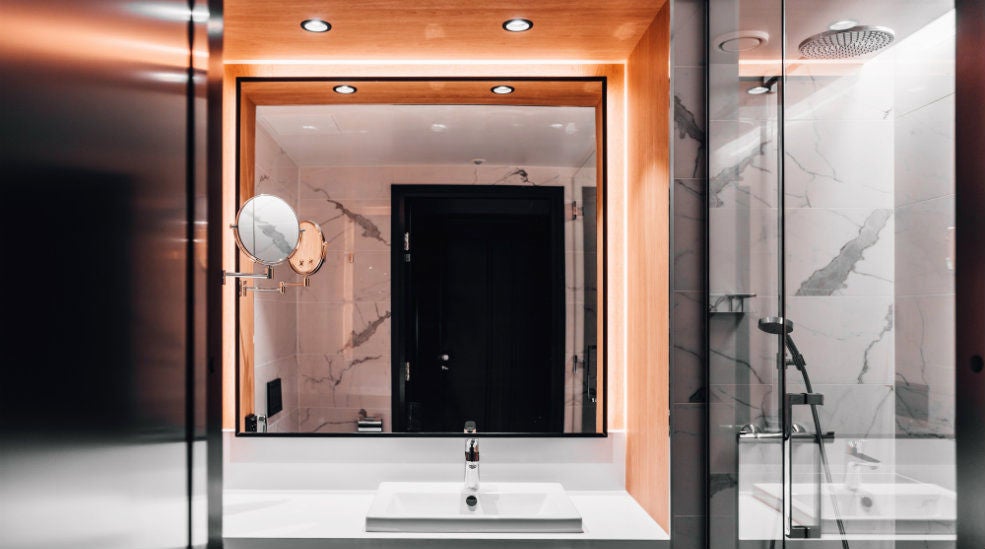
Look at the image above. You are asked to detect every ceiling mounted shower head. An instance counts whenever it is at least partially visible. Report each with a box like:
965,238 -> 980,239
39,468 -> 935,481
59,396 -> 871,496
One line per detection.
758,316 -> 794,335
798,25 -> 895,59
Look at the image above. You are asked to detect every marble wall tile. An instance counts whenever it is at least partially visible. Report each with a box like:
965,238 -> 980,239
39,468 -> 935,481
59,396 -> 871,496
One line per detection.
787,383 -> 897,438
895,295 -> 954,373
672,0 -> 705,68
709,398 -> 739,474
784,59 -> 895,122
895,196 -> 954,297
254,299 -> 299,366
895,294 -> 955,436
255,124 -> 299,204
785,208 -> 894,297
297,196 -> 391,254
709,205 -> 748,294
673,292 -> 706,404
267,409 -> 300,433
674,179 -> 704,292
709,119 -> 778,210
783,119 -> 893,210
894,94 -> 954,207
675,67 -> 706,180
300,166 -> 390,201
785,296 -> 895,385
709,304 -> 775,391
672,404 -> 707,516
893,10 -> 955,119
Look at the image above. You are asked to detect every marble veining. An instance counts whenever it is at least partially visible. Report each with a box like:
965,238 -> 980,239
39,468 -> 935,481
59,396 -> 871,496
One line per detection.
674,95 -> 705,179
795,209 -> 891,296
858,305 -> 894,383
309,186 -> 389,247
345,307 -> 391,350
709,141 -> 772,208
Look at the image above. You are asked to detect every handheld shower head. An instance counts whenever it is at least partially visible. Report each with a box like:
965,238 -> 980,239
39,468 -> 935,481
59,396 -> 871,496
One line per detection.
758,316 -> 794,335
758,316 -> 807,370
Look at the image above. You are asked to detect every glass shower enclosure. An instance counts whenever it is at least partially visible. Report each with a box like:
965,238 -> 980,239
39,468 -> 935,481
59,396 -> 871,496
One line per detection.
707,0 -> 956,546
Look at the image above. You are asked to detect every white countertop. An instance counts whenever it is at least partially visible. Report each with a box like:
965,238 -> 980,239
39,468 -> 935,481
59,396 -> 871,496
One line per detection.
224,488 -> 669,543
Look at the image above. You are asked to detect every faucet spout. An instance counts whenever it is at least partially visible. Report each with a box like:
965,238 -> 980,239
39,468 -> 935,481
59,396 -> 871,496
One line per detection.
464,421 -> 479,491
844,440 -> 880,491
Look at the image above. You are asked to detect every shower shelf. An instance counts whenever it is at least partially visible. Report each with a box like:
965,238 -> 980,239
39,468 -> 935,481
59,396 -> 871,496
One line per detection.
709,293 -> 756,315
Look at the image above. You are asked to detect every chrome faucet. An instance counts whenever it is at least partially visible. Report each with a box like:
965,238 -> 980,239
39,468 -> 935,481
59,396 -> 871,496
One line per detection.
464,421 -> 479,491
845,440 -> 880,491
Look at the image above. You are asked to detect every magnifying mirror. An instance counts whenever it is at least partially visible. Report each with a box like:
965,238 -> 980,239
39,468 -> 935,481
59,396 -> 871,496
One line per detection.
289,220 -> 327,276
233,194 -> 300,266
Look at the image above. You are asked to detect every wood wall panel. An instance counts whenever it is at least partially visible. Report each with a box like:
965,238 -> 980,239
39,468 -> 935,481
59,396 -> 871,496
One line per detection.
221,62 -> 627,433
236,98 -> 256,431
624,4 -> 671,530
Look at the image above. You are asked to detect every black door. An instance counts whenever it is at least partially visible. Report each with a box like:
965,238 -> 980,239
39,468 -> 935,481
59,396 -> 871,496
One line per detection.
393,185 -> 565,433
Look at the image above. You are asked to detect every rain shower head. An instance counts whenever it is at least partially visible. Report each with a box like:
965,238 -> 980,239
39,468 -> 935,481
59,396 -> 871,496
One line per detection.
798,25 -> 896,59
758,316 -> 793,335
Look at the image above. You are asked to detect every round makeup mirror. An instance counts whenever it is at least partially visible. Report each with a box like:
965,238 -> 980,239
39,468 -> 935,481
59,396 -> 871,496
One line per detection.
289,220 -> 328,276
233,194 -> 300,266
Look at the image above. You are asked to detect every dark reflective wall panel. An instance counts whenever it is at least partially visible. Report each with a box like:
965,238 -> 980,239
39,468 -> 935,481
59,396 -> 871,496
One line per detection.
0,1 -> 212,547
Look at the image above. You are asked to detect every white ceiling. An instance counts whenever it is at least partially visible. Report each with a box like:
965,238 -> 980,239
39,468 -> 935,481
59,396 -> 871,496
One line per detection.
712,0 -> 953,68
257,104 -> 597,168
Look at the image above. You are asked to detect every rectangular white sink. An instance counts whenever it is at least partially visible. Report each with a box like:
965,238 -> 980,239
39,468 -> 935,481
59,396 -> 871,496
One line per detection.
753,482 -> 956,534
365,482 -> 583,533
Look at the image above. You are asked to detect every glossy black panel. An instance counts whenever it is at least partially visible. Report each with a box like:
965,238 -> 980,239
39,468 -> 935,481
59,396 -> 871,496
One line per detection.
0,1 -> 210,547
955,0 -> 985,546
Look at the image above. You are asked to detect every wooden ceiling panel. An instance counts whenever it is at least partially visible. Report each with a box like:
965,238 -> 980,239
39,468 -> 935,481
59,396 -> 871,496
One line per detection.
224,1 -> 667,62
240,79 -> 604,107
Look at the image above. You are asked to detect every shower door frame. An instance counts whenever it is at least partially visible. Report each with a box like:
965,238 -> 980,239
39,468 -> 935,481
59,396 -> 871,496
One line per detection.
703,0 -> 985,545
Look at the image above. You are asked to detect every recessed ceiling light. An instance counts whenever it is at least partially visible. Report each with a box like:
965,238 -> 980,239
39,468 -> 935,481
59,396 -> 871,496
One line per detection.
549,123 -> 564,129
491,85 -> 515,95
302,125 -> 318,130
828,19 -> 858,31
430,123 -> 448,133
300,19 -> 331,33
333,84 -> 357,94
747,85 -> 771,95
502,18 -> 533,32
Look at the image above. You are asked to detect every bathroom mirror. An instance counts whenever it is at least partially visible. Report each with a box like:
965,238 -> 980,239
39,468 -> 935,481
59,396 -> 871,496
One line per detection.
289,220 -> 327,276
237,78 -> 606,436
233,194 -> 301,266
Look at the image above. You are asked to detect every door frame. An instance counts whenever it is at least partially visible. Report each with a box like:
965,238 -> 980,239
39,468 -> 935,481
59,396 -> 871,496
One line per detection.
391,184 -> 569,434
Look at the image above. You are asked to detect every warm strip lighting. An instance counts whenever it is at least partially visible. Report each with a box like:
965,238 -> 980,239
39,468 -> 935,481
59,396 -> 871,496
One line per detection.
223,59 -> 626,65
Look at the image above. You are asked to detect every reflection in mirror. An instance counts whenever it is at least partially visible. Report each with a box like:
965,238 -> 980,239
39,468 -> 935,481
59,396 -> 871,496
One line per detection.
234,194 -> 300,265
243,98 -> 604,435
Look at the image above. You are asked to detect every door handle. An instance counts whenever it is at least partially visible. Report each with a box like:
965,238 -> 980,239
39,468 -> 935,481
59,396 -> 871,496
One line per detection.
439,353 -> 450,371
784,392 -> 824,539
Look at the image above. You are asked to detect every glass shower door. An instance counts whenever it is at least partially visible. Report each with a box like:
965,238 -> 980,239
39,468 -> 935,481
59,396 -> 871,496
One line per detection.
708,0 -> 957,546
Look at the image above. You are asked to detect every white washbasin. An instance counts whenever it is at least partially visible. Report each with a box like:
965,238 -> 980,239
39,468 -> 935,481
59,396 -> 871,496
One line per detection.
754,482 -> 956,534
365,482 -> 583,533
